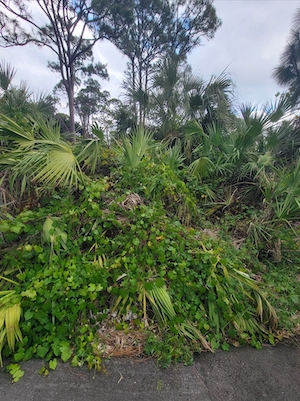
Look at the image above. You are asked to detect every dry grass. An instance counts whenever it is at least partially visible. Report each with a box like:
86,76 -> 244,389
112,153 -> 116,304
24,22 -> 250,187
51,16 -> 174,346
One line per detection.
120,193 -> 144,210
96,320 -> 147,357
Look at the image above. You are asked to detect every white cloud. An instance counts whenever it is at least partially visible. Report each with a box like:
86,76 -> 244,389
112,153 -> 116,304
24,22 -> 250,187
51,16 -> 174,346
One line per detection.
93,40 -> 127,98
189,0 -> 298,105
1,0 -> 298,109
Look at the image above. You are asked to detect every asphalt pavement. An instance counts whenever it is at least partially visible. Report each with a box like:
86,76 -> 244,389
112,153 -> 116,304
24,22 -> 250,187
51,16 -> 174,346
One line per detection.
1,340 -> 300,401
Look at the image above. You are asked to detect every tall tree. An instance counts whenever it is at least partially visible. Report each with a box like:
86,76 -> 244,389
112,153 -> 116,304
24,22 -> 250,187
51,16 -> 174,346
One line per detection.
108,0 -> 171,125
74,78 -> 109,137
107,0 -> 221,126
150,54 -> 198,137
273,7 -> 300,108
0,0 -> 129,141
168,0 -> 222,58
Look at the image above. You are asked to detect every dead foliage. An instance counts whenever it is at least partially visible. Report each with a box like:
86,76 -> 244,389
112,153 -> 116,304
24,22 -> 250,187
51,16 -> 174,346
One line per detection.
120,193 -> 144,210
96,321 -> 147,357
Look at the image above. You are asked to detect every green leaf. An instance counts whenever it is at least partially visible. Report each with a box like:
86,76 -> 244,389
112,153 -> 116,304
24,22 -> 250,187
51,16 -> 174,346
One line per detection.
60,345 -> 72,362
154,278 -> 165,288
144,281 -> 154,291
36,344 -> 49,358
71,355 -> 80,367
13,349 -> 25,362
290,295 -> 299,304
24,310 -> 34,321
88,283 -> 96,292
6,363 -> 24,383
0,221 -> 11,232
49,358 -> 58,370
268,334 -> 275,345
39,366 -> 49,376
21,289 -> 37,299
221,342 -> 230,351
133,238 -> 140,246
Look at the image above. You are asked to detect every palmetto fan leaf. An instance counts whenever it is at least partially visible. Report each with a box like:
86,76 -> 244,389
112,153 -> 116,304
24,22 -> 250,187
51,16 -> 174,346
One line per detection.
188,156 -> 215,178
76,138 -> 103,175
0,113 -> 84,192
272,8 -> 300,107
117,127 -> 156,168
163,140 -> 185,171
146,284 -> 212,351
0,60 -> 16,91
34,147 -> 82,187
0,114 -> 35,143
229,268 -> 278,328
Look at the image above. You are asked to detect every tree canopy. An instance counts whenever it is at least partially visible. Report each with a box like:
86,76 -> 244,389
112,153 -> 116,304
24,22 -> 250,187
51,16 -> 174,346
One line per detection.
273,7 -> 300,108
107,0 -> 221,126
0,0 -> 130,140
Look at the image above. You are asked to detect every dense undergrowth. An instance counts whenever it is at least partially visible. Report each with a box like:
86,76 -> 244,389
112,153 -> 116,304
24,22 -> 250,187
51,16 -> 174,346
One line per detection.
1,118 -> 300,378
1,170 -> 299,372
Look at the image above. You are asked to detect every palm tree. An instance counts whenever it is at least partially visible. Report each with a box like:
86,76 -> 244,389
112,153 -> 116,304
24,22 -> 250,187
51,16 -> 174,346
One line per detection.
273,7 -> 300,107
150,54 -> 236,139
0,61 -> 57,121
188,72 -> 236,131
150,55 -> 198,138
0,60 -> 16,92
0,61 -> 32,121
0,62 -> 111,199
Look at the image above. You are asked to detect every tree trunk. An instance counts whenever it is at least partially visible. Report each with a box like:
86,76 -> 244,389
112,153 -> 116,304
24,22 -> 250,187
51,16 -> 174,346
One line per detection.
67,76 -> 76,143
131,58 -> 137,121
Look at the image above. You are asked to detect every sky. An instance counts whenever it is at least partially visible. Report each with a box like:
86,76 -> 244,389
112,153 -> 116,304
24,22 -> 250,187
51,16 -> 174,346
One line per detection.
1,0 -> 299,112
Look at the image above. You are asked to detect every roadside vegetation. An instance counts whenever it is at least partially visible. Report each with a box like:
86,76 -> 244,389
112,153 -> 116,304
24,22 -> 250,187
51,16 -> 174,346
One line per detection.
0,0 -> 299,379
1,107 -> 299,371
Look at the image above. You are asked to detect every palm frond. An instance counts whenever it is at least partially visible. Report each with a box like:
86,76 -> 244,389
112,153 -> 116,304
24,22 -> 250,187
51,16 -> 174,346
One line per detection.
230,269 -> 278,329
0,290 -> 23,367
146,285 -> 212,351
0,60 -> 16,91
188,156 -> 215,178
163,140 -> 185,171
0,114 -> 35,143
116,128 -> 156,168
76,138 -> 103,175
0,114 -> 84,192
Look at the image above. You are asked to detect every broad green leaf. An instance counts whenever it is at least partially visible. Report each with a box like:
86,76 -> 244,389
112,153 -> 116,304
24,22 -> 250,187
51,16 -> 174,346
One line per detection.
60,345 -> 72,362
49,358 -> 58,370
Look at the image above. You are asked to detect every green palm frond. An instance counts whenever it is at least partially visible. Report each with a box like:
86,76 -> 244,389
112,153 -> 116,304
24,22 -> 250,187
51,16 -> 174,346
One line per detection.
91,122 -> 104,141
146,285 -> 212,351
233,313 -> 263,335
273,193 -> 300,221
76,138 -> 103,175
0,114 -> 35,143
30,92 -> 57,117
188,156 -> 215,178
34,146 -> 82,187
0,290 -> 23,367
0,113 -> 84,193
146,284 -> 176,325
230,269 -> 278,328
163,141 -> 185,171
0,60 -> 16,91
116,128 -> 156,168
